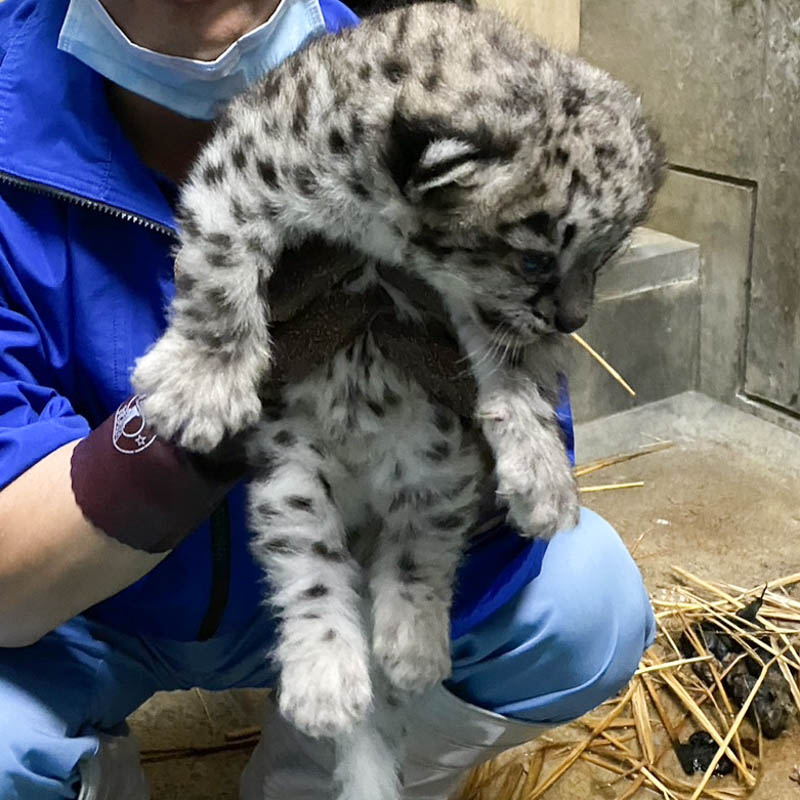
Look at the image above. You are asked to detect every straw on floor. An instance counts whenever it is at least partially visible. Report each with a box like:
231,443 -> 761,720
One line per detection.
453,569 -> 800,800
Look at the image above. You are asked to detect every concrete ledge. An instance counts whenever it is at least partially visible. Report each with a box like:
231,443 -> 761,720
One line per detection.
567,227 -> 701,423
596,227 -> 700,301
574,390 -> 800,476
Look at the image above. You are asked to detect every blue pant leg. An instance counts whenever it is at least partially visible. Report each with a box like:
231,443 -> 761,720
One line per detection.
0,616 -> 162,800
447,507 -> 656,724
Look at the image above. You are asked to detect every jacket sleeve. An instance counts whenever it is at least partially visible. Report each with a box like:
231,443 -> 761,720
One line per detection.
0,239 -> 89,492
319,0 -> 359,33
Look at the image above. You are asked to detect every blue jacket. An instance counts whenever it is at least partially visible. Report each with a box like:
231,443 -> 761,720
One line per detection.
0,0 -> 571,642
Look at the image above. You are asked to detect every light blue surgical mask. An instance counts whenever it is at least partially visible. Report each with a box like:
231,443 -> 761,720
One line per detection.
57,0 -> 328,120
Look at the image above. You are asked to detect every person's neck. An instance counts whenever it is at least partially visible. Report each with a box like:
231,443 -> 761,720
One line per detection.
101,0 -> 281,184
106,87 -> 213,185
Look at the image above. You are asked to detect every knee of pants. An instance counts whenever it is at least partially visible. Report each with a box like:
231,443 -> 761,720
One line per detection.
543,564 -> 654,719
0,664 -> 98,800
0,615 -> 163,800
0,716 -> 96,800
450,509 -> 656,723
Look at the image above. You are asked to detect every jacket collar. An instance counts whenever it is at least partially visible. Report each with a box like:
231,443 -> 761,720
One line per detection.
0,0 -> 176,232
0,0 -> 356,233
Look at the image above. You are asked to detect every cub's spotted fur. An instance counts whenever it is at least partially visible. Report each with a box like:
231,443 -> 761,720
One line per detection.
132,4 -> 662,798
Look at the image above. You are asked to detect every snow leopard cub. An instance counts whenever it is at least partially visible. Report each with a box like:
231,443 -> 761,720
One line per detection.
133,0 -> 661,774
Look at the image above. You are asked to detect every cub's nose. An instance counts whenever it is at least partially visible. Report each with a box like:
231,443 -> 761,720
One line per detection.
554,308 -> 588,333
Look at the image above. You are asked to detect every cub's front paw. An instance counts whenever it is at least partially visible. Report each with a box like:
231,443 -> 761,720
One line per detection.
278,639 -> 373,738
481,394 -> 579,539
132,329 -> 263,453
373,594 -> 451,693
501,458 -> 580,539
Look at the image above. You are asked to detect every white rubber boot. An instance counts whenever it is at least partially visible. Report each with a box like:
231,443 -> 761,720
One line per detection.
240,686 -> 551,800
77,731 -> 150,800
240,693 -> 338,800
401,684 -> 552,799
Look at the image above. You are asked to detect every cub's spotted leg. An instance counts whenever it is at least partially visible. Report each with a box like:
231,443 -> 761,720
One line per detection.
132,227 -> 276,453
370,406 -> 480,693
451,311 -> 579,539
246,421 -> 372,738
131,123 -> 306,453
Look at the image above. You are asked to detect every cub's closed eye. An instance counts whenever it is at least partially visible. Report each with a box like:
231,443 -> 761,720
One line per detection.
522,253 -> 556,274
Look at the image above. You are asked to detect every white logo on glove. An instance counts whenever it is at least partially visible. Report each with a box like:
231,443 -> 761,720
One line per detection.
112,396 -> 157,454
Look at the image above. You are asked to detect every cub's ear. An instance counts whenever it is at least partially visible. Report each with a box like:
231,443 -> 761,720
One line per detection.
385,109 -> 516,204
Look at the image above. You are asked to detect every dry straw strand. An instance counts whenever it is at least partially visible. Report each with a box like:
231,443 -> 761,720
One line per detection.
615,774 -> 646,800
648,653 -> 755,785
689,657 -> 779,800
631,679 -> 656,764
526,682 -> 637,799
580,481 -> 645,493
456,570 -> 800,800
641,766 -> 681,799
573,441 -> 673,478
570,332 -> 636,396
635,655 -> 713,676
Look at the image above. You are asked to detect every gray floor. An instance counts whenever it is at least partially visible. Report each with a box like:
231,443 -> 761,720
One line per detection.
129,391 -> 800,799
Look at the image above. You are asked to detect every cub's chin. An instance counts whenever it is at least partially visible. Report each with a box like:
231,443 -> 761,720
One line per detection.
485,323 -> 553,349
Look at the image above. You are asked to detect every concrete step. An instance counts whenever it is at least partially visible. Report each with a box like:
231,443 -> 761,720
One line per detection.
567,227 -> 701,423
574,390 -> 800,473
595,227 -> 700,300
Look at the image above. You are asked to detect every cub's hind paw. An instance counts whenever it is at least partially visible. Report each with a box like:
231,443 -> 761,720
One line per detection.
278,639 -> 373,738
373,595 -> 451,693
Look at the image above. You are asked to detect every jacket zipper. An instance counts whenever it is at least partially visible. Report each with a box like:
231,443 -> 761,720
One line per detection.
1,169 -> 234,641
0,171 -> 176,238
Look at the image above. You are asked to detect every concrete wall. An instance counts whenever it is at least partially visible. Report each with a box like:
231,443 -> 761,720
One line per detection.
580,0 -> 800,433
479,0 -> 580,53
